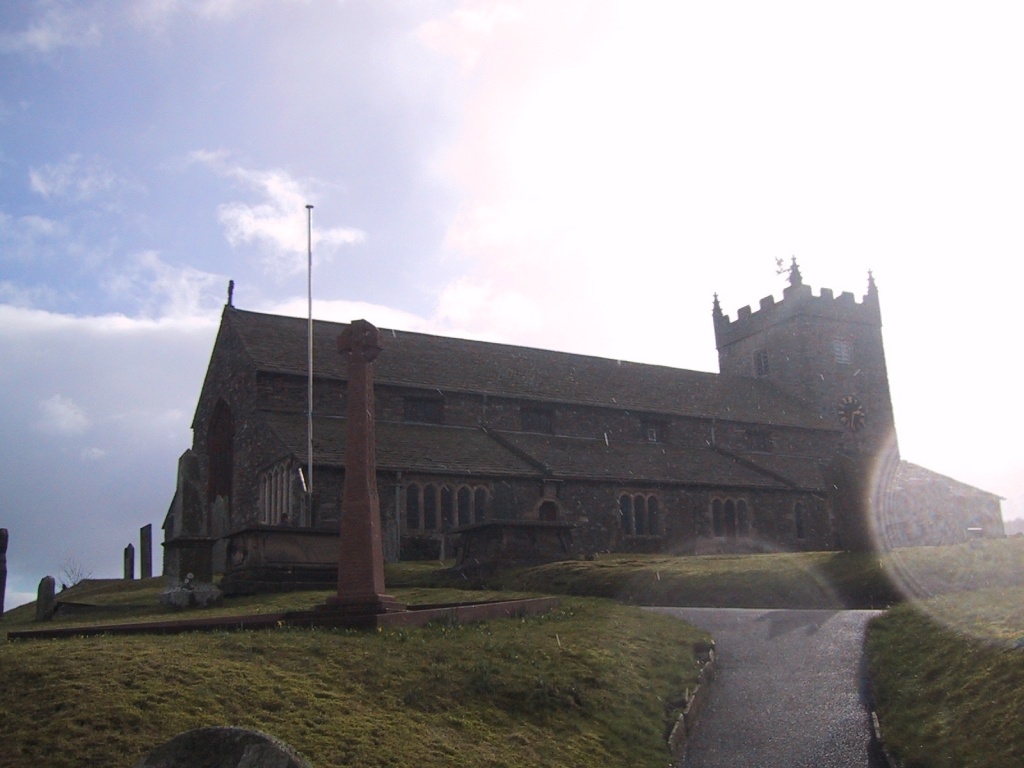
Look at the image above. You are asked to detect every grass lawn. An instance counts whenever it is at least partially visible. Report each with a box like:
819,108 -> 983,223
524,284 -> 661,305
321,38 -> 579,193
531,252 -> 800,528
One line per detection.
390,538 -> 1024,609
866,585 -> 1024,768
0,579 -> 710,768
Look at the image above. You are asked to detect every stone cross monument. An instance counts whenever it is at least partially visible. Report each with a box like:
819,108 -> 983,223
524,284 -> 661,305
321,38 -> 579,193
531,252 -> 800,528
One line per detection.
326,320 -> 403,615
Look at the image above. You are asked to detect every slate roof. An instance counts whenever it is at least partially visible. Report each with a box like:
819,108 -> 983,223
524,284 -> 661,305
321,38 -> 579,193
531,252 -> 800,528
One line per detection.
721,451 -> 830,492
260,410 -> 802,490
890,461 -> 1002,500
227,307 -> 832,430
261,411 -> 543,477
489,430 -> 787,487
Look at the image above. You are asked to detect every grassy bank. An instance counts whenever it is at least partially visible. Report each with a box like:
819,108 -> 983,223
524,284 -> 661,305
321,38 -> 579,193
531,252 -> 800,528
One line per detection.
866,586 -> 1024,768
390,551 -> 897,608
389,539 -> 1024,609
0,581 -> 709,768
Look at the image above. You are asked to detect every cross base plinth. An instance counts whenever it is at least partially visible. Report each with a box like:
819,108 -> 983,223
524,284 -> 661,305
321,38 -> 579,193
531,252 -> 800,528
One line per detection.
318,595 -> 407,616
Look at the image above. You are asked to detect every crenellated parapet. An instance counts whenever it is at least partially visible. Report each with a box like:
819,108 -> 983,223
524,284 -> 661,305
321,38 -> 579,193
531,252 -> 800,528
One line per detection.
714,273 -> 880,349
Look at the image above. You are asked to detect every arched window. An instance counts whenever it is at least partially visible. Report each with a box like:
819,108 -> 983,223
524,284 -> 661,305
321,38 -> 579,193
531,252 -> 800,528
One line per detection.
423,484 -> 438,530
634,495 -> 648,535
457,486 -> 471,527
737,499 -> 749,537
406,484 -> 421,531
207,400 -> 234,511
712,499 -> 723,537
795,503 -> 806,540
538,500 -> 559,521
648,496 -> 660,535
724,499 -> 737,539
441,486 -> 454,530
620,494 -> 634,534
473,487 -> 488,523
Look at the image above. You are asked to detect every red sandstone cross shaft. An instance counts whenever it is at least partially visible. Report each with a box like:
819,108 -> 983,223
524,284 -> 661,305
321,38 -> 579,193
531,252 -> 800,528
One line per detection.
333,320 -> 399,610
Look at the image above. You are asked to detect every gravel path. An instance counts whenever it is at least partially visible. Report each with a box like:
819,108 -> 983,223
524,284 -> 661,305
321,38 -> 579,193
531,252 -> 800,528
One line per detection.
649,607 -> 887,768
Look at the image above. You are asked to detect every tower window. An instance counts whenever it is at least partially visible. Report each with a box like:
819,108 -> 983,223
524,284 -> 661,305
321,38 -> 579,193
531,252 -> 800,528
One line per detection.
404,397 -> 444,425
520,406 -> 554,434
754,349 -> 770,377
833,339 -> 852,365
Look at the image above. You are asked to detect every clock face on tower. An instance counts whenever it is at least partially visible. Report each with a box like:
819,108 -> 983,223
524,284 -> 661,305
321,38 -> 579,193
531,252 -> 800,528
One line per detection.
837,395 -> 866,432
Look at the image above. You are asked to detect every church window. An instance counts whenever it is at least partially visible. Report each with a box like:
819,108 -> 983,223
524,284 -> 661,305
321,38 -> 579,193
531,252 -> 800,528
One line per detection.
648,496 -> 660,535
754,349 -> 770,377
620,494 -> 634,534
457,486 -> 471,527
641,419 -> 664,443
423,484 -> 438,529
711,497 -> 749,539
712,499 -> 724,537
404,397 -> 444,425
441,486 -> 454,529
473,487 -> 488,523
521,406 -> 554,434
634,495 -> 648,535
258,459 -> 305,526
833,340 -> 852,365
406,484 -> 421,531
724,499 -> 737,538
795,502 -> 806,539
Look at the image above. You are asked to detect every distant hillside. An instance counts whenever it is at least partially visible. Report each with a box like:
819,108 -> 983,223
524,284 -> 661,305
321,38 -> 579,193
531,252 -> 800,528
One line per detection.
1004,518 -> 1024,536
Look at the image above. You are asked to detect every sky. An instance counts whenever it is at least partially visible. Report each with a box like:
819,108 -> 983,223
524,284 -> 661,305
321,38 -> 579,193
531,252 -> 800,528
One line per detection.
1,0 -> 1023,609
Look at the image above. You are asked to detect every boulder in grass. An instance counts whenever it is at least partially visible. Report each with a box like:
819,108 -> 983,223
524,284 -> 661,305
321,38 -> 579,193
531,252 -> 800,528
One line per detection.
132,726 -> 312,768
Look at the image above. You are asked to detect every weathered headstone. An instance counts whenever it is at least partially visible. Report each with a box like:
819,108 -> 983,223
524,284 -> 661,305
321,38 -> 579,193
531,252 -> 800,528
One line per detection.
0,528 -> 8,617
327,320 -> 402,614
124,543 -> 135,580
140,524 -> 153,579
132,726 -> 312,768
35,575 -> 55,622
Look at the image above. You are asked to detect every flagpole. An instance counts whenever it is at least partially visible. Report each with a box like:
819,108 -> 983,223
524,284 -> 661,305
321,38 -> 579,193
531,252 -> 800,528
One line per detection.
306,204 -> 314,507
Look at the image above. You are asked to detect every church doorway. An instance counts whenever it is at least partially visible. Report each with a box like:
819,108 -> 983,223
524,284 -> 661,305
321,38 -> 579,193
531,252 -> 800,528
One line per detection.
538,500 -> 559,521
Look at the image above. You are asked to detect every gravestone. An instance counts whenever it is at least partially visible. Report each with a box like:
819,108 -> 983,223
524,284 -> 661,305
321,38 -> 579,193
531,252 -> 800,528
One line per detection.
0,528 -> 8,617
124,543 -> 135,580
35,575 -> 55,622
140,524 -> 153,579
325,320 -> 402,614
132,726 -> 312,768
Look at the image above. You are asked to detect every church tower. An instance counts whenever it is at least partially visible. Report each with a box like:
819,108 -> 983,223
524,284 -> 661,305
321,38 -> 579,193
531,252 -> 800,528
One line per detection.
713,259 -> 896,458
713,261 -> 898,550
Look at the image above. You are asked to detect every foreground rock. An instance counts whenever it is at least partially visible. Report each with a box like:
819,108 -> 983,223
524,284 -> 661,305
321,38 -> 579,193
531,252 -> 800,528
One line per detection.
132,727 -> 312,768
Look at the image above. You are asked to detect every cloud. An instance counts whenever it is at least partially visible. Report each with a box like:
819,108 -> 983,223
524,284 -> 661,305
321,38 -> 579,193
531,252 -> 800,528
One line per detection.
29,155 -> 125,201
0,4 -> 102,54
191,152 -> 365,275
0,301 -> 219,592
102,251 -> 226,319
0,212 -> 69,262
38,394 -> 90,435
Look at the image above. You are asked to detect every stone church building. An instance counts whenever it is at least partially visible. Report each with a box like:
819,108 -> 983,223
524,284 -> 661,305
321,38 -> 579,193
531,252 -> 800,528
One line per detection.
163,265 -> 1004,592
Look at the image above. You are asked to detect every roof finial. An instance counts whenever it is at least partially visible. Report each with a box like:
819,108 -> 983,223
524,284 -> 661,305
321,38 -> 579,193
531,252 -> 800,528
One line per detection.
867,269 -> 877,296
788,256 -> 802,286
712,292 -> 722,318
227,279 -> 234,307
